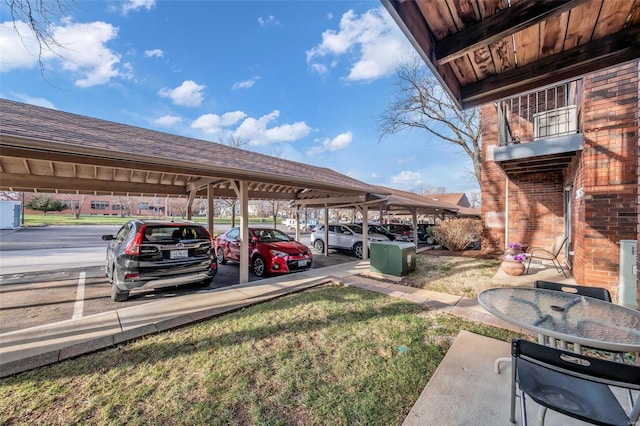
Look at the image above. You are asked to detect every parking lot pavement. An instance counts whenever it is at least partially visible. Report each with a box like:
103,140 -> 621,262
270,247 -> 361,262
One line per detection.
1,225 -> 425,333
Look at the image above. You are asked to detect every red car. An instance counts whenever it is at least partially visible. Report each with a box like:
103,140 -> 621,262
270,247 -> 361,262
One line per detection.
214,227 -> 312,277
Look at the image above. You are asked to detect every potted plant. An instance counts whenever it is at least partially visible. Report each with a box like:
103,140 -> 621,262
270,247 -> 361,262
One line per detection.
502,244 -> 527,275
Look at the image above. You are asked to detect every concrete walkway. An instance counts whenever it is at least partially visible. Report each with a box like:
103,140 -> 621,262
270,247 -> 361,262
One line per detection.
0,256 -> 578,423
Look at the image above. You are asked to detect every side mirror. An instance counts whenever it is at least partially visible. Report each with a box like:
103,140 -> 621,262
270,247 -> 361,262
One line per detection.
250,238 -> 257,245
102,235 -> 115,241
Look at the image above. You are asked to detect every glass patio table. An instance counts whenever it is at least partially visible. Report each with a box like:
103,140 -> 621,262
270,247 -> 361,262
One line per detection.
478,287 -> 640,355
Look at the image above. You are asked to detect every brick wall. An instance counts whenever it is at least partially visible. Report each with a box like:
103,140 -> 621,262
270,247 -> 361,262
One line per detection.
481,61 -> 639,302
579,61 -> 638,297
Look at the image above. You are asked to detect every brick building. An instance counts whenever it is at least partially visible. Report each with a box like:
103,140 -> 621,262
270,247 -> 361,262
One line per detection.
481,61 -> 639,304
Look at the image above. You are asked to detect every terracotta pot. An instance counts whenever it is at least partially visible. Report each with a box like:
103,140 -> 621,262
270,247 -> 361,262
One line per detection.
501,260 -> 525,276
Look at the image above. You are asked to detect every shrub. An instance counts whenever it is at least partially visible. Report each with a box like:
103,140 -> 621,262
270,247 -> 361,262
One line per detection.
433,219 -> 482,251
26,195 -> 68,215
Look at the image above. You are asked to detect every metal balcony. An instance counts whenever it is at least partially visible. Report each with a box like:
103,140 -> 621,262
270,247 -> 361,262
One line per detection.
493,80 -> 584,176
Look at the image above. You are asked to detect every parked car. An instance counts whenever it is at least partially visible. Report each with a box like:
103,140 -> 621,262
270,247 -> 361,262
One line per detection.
417,223 -> 436,244
101,220 -> 217,302
386,224 -> 415,241
310,223 -> 390,259
367,224 -> 410,242
215,227 -> 312,277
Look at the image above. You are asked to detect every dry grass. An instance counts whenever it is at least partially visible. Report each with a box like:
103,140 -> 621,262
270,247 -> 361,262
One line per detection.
0,285 -> 519,426
401,250 -> 502,298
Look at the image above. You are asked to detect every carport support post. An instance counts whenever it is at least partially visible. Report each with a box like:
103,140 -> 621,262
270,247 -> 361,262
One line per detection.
186,190 -> 196,220
295,207 -> 301,242
207,184 -> 214,235
238,180 -> 249,284
230,179 -> 250,284
362,204 -> 369,260
411,208 -> 418,249
324,205 -> 329,256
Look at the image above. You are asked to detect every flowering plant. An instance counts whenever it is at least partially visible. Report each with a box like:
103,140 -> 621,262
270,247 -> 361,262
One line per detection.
507,242 -> 525,250
503,253 -> 527,262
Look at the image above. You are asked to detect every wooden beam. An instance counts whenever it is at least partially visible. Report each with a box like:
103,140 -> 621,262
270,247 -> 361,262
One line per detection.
437,0 -> 589,65
0,172 -> 189,195
294,195 -> 367,206
461,25 -> 640,108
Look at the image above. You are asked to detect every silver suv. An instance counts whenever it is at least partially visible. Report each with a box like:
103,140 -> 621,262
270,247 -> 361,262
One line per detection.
310,223 -> 390,259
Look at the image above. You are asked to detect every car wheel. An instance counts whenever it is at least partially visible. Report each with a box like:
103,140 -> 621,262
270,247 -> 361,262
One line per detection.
252,256 -> 266,277
353,242 -> 363,259
216,247 -> 227,264
313,239 -> 325,253
110,266 -> 129,302
426,236 -> 435,245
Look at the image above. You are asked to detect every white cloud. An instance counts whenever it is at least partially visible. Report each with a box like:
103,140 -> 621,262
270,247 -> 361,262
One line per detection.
233,110 -> 312,146
145,49 -> 163,58
12,94 -> 56,109
306,7 -> 413,81
395,156 -> 415,165
0,21 -> 41,71
155,115 -> 182,126
122,0 -> 156,15
158,80 -> 205,107
307,131 -> 353,155
1,19 -> 129,87
257,16 -> 280,26
391,170 -> 422,187
232,76 -> 261,90
191,111 -> 247,134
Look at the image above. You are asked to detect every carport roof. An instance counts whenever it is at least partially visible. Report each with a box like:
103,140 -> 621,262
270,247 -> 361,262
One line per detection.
0,99 -> 386,203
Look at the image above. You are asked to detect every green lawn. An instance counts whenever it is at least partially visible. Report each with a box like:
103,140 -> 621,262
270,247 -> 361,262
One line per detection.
0,285 -> 519,425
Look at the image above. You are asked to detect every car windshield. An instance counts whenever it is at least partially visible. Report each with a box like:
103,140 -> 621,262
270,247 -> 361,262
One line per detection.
347,224 -> 363,234
254,229 -> 291,243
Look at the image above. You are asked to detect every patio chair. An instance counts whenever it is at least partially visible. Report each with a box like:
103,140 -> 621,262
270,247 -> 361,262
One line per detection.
533,280 -> 611,302
510,338 -> 640,426
525,236 -> 568,277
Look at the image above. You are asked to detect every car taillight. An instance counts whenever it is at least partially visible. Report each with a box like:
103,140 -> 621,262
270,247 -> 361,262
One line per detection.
124,226 -> 145,255
124,272 -> 139,280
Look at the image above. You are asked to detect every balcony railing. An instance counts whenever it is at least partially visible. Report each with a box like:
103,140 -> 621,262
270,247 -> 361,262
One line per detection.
497,80 -> 583,146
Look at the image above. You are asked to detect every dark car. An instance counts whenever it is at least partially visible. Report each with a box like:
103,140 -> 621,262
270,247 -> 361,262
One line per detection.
386,224 -> 415,241
417,223 -> 436,244
102,220 -> 217,302
367,224 -> 409,242
215,227 -> 312,277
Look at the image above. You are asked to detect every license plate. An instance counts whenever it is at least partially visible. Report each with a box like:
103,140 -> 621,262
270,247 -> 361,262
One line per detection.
170,249 -> 188,259
298,260 -> 309,267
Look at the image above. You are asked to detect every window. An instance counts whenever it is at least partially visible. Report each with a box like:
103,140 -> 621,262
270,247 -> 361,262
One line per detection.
137,202 -> 149,210
112,204 -> 121,211
91,201 -> 109,210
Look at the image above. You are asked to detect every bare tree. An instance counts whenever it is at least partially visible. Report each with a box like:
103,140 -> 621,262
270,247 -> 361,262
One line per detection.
60,193 -> 87,219
379,56 -> 481,188
5,0 -> 71,72
218,136 -> 249,227
0,191 -> 21,201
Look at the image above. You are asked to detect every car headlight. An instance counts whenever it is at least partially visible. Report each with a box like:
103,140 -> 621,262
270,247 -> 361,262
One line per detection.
270,250 -> 287,258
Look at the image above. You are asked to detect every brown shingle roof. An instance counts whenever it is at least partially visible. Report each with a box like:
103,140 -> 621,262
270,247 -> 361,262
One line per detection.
0,99 -> 378,200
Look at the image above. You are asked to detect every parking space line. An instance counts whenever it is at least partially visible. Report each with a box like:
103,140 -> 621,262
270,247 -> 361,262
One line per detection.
72,272 -> 86,319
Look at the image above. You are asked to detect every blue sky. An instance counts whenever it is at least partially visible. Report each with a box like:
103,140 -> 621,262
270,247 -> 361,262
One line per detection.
0,0 -> 478,195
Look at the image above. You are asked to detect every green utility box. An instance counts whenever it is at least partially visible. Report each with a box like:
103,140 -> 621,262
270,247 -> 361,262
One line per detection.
369,241 -> 416,277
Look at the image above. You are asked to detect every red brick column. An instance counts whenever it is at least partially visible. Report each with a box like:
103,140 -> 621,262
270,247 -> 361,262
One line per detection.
580,62 -> 639,296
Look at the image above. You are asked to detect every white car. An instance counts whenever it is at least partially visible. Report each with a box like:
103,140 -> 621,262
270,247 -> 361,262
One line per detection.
310,223 -> 389,259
